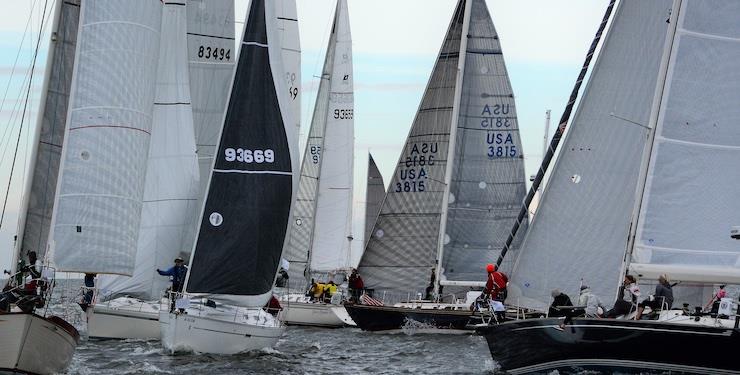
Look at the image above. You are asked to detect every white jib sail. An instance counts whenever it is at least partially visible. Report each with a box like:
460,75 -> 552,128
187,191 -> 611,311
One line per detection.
49,0 -> 163,275
98,1 -> 200,299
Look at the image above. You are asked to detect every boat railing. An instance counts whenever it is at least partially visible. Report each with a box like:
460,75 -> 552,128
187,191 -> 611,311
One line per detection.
1,265 -> 57,315
162,291 -> 282,327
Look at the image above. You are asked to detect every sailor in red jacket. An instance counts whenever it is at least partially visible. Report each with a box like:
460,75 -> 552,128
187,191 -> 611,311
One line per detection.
484,263 -> 508,301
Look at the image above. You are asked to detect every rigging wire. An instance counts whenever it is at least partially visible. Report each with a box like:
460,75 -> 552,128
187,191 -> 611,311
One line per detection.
0,0 -> 51,229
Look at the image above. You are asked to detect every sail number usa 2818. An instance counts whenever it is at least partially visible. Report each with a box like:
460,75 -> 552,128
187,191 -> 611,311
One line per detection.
224,148 -> 274,163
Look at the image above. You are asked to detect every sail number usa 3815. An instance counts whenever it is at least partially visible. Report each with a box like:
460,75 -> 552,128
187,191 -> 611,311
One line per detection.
224,148 -> 274,163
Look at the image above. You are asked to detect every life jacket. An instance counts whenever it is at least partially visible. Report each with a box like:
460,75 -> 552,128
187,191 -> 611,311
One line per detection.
313,283 -> 325,298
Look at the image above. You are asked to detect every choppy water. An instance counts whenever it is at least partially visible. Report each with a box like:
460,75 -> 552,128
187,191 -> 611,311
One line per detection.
68,327 -> 496,374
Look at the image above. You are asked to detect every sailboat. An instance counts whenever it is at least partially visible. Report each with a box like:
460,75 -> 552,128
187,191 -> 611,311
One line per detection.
0,1 -> 82,373
477,1 -> 740,373
88,0 -> 207,340
279,0 -> 356,328
159,0 -> 298,354
345,0 -> 529,332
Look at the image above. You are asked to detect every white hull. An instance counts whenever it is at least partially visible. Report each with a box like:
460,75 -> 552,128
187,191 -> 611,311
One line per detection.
0,313 -> 78,374
159,305 -> 284,355
87,298 -> 161,340
281,295 -> 355,327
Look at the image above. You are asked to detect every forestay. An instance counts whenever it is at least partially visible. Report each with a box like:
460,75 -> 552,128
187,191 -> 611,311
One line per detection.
630,0 -> 740,284
284,0 -> 353,285
98,1 -> 200,300
187,0 -> 235,203
364,153 -> 385,248
358,0 -> 465,299
184,0 -> 297,307
50,0 -> 163,274
441,0 -> 527,286
507,0 -> 672,311
15,0 -> 80,266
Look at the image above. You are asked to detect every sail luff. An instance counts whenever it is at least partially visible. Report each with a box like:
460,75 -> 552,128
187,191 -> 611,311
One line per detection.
48,0 -> 164,275
433,0 -> 472,297
15,0 -> 80,271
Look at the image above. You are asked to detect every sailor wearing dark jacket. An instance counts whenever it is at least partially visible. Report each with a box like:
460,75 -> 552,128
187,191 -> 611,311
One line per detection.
548,289 -> 573,317
157,257 -> 188,293
635,274 -> 673,320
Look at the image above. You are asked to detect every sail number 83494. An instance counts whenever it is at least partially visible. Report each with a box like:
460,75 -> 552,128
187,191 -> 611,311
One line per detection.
225,148 -> 274,163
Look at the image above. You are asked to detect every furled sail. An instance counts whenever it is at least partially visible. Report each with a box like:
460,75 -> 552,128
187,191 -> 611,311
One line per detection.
98,1 -> 200,300
284,0 -> 353,285
50,0 -> 163,275
440,0 -> 527,287
629,0 -> 740,285
184,0 -> 298,307
507,0 -> 673,311
364,153 -> 385,248
187,0 -> 235,203
14,0 -> 80,266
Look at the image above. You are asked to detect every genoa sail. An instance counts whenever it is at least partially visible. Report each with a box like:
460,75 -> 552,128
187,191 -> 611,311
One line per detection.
14,0 -> 80,267
629,0 -> 740,285
284,0 -> 354,285
184,0 -> 298,307
507,0 -> 673,311
364,153 -> 385,248
49,0 -> 164,275
98,1 -> 200,300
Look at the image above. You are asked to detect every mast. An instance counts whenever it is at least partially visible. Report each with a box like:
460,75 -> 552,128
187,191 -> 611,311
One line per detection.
433,0 -> 472,298
495,0 -> 616,266
620,0 -> 682,284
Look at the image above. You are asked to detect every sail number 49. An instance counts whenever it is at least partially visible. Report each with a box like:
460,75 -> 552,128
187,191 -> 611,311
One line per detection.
225,148 -> 274,163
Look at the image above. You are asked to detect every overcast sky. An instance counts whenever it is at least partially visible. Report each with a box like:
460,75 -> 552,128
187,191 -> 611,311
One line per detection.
0,0 -> 608,271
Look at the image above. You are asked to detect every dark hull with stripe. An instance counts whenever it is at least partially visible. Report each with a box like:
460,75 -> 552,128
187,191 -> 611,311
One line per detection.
476,318 -> 740,374
344,304 -> 474,332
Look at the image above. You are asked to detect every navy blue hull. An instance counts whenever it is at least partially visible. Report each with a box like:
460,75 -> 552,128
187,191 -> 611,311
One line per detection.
344,304 -> 474,332
477,318 -> 740,374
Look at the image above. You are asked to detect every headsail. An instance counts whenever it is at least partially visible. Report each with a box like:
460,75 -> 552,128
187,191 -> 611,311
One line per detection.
184,0 -> 298,307
50,0 -> 164,275
507,0 -> 673,311
364,153 -> 385,248
14,0 -> 80,267
629,0 -> 740,285
98,1 -> 200,300
284,0 -> 353,285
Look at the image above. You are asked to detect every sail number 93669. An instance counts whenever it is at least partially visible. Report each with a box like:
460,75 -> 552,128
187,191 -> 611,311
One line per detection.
333,109 -> 353,120
224,148 -> 274,163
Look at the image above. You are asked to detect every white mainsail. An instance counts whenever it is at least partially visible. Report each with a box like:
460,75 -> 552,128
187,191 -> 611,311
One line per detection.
628,0 -> 740,285
358,0 -> 528,300
507,0 -> 674,311
275,0 -> 301,171
284,0 -> 353,285
187,0 -> 236,204
49,0 -> 163,275
97,1 -> 200,300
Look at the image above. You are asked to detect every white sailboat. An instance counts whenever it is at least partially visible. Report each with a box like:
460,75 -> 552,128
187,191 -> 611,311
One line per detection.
280,0 -> 356,328
159,0 -> 298,354
346,0 -> 529,331
0,1 -> 82,373
89,0 -> 203,340
479,1 -> 740,373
